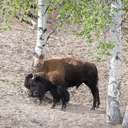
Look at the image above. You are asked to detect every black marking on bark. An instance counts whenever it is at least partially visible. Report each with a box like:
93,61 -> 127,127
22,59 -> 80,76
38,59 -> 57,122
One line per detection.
40,36 -> 43,40
33,51 -> 45,58
39,27 -> 43,31
115,52 -> 121,61
43,28 -> 47,33
110,81 -> 118,85
43,4 -> 50,16
115,55 -> 119,60
33,51 -> 39,58
37,46 -> 44,49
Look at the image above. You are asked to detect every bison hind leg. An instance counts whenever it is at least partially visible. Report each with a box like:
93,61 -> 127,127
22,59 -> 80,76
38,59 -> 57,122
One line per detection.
84,80 -> 100,110
96,87 -> 100,108
91,85 -> 100,110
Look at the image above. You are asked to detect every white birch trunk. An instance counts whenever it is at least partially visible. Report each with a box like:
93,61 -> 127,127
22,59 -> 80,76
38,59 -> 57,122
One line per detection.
122,105 -> 128,128
106,0 -> 123,124
33,0 -> 47,67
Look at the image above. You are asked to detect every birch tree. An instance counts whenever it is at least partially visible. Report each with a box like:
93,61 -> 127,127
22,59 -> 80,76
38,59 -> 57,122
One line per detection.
106,0 -> 123,124
33,0 -> 47,67
122,106 -> 128,128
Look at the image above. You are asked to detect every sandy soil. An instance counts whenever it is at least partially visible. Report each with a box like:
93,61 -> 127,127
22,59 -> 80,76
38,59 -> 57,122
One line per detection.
0,19 -> 128,128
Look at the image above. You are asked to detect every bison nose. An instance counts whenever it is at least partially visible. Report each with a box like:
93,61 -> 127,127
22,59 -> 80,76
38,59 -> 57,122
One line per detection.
33,91 -> 39,97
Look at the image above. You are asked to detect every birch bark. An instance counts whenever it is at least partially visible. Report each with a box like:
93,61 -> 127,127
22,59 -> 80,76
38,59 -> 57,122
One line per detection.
33,0 -> 47,67
122,105 -> 128,128
106,0 -> 123,124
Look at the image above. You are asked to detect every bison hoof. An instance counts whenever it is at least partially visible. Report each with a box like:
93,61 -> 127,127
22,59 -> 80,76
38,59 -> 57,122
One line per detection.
51,104 -> 56,109
96,105 -> 99,108
61,105 -> 66,111
39,101 -> 42,105
90,106 -> 95,111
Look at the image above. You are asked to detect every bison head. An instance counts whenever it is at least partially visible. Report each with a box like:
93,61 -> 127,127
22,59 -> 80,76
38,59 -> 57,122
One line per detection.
25,74 -> 52,99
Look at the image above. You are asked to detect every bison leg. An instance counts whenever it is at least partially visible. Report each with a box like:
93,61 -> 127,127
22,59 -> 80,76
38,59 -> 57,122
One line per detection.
95,87 -> 100,108
50,88 -> 60,109
90,87 -> 97,110
57,86 -> 70,110
39,95 -> 44,105
85,82 -> 100,110
91,86 -> 100,110
51,97 -> 60,108
61,101 -> 66,110
90,84 -> 100,108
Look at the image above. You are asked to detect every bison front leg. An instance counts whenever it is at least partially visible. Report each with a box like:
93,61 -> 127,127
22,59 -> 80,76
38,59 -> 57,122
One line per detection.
57,86 -> 70,110
50,88 -> 60,109
61,97 -> 67,110
61,102 -> 66,110
51,97 -> 60,109
39,96 -> 44,105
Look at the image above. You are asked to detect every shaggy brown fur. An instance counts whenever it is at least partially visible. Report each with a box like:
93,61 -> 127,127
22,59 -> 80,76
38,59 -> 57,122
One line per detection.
32,58 -> 100,110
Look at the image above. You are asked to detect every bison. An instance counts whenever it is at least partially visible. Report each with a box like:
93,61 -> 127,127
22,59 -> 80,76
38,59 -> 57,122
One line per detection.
31,57 -> 100,110
24,73 -> 70,109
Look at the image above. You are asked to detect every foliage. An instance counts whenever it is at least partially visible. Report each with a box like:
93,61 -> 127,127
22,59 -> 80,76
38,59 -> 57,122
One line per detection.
0,0 -> 127,58
0,0 -> 13,29
0,0 -> 37,30
123,0 -> 128,12
95,41 -> 115,61
0,0 -> 126,35
49,0 -> 112,41
0,0 -> 112,35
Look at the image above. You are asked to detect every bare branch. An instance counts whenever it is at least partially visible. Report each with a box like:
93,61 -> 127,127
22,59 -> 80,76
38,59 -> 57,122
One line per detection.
43,3 -> 50,16
45,26 -> 57,43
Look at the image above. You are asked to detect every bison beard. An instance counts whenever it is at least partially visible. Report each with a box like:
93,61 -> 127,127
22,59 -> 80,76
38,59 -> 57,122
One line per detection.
24,74 -> 70,110
32,58 -> 100,110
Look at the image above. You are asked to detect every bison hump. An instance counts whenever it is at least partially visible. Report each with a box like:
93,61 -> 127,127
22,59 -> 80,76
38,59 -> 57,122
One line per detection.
47,71 -> 65,85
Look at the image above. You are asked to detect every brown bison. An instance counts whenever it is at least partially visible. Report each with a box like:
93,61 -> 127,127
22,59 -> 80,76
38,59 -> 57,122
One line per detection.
30,57 -> 100,110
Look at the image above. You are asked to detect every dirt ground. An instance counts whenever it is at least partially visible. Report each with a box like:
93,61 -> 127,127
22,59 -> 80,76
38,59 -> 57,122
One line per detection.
0,19 -> 128,128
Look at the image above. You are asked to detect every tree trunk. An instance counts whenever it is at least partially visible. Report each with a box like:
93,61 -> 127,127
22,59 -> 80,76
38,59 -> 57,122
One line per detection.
33,0 -> 47,67
106,0 -> 123,124
122,105 -> 128,128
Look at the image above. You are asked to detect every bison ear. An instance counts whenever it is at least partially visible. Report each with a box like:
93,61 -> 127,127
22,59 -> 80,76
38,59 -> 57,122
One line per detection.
26,73 -> 33,79
24,73 -> 33,89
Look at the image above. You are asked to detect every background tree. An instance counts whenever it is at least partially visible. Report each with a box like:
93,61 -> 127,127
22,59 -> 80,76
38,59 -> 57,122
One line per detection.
106,0 -> 123,124
122,106 -> 128,127
33,0 -> 47,67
